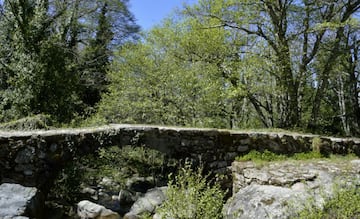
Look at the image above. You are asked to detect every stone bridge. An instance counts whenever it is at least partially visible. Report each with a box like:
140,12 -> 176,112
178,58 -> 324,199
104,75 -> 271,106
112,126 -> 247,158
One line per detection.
0,124 -> 359,189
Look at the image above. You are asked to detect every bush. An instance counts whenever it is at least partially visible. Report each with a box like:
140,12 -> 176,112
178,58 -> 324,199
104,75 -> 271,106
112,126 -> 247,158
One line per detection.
156,163 -> 225,219
296,183 -> 360,219
50,159 -> 84,203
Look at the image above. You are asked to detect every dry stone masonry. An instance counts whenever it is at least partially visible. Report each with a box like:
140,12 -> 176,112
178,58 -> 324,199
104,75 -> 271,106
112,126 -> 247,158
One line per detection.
0,124 -> 359,188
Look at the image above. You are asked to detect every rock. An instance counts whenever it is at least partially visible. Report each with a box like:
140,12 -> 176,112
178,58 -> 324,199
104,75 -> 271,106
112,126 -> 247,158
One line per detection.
118,189 -> 138,205
152,213 -> 161,219
77,200 -> 120,219
82,186 -> 98,200
97,193 -> 122,214
124,187 -> 167,218
100,177 -> 115,187
4,217 -> 29,219
224,159 -> 360,219
43,201 -> 68,219
0,183 -> 44,218
223,184 -> 309,219
126,176 -> 155,193
86,177 -> 123,213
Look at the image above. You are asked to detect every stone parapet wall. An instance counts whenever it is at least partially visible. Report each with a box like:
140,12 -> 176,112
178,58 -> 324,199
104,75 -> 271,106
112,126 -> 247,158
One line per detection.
0,124 -> 359,188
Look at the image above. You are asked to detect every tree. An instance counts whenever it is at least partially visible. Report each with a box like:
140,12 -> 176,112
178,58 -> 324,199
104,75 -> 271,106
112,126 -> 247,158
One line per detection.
80,0 -> 139,110
0,0 -> 139,123
95,0 -> 360,135
81,3 -> 113,108
307,1 -> 360,131
184,0 -> 360,132
330,23 -> 360,135
0,0 -> 79,122
95,17 -> 232,127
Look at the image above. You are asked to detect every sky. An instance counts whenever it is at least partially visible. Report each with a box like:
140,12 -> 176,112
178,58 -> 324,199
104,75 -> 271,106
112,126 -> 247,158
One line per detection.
129,0 -> 197,31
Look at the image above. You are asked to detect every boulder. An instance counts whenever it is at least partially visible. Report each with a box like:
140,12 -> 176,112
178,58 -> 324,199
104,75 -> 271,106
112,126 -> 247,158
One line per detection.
124,187 -> 167,218
77,200 -> 120,219
223,184 -> 309,218
126,176 -> 155,193
118,189 -> 138,205
0,183 -> 44,218
223,159 -> 360,219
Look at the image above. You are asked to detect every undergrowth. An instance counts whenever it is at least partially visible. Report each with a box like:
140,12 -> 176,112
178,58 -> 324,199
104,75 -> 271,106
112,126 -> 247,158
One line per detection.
155,163 -> 225,219
295,183 -> 360,219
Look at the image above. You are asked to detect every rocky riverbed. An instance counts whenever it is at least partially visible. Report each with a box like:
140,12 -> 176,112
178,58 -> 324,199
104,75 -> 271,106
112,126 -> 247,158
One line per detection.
1,156 -> 359,219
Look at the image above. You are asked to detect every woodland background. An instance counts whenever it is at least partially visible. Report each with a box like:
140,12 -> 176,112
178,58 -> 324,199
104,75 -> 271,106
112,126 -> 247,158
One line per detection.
0,0 -> 359,136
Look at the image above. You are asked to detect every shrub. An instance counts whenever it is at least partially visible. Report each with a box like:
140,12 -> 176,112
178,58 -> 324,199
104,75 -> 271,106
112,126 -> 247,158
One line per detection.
50,159 -> 84,203
295,183 -> 360,219
156,163 -> 225,219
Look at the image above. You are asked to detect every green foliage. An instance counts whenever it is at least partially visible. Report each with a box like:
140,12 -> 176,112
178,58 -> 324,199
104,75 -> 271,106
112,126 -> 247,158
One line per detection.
96,38 -> 229,127
236,150 -> 288,162
81,145 -> 171,189
311,137 -> 323,153
138,212 -> 153,219
51,159 -> 84,203
80,2 -> 114,108
0,0 -> 359,136
236,149 -> 356,166
296,184 -> 360,219
95,15 -> 240,128
91,0 -> 360,135
0,0 -> 139,124
51,145 -> 173,203
156,163 -> 225,219
0,114 -> 53,130
156,164 -> 224,219
97,145 -> 168,178
236,150 -> 327,164
291,152 -> 323,160
0,1 -> 83,122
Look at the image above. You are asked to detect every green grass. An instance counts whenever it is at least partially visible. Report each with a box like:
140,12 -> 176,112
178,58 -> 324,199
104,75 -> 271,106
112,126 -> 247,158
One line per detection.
236,150 -> 357,165
236,150 -> 323,162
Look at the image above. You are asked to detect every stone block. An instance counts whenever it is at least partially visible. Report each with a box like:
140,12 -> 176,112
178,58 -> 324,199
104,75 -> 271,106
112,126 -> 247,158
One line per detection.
77,200 -> 120,219
0,183 -> 44,218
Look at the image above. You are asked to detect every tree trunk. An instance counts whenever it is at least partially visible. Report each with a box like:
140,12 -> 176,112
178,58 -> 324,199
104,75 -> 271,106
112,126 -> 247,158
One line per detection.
248,94 -> 270,128
337,75 -> 350,135
348,38 -> 360,134
308,28 -> 344,130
